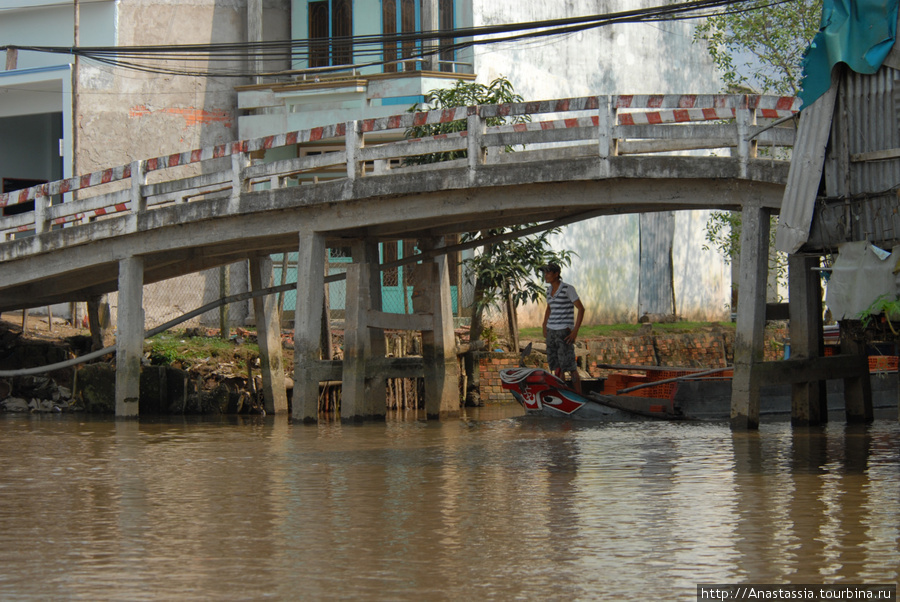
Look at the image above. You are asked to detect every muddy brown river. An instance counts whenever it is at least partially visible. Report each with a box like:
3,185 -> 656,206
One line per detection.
0,407 -> 897,600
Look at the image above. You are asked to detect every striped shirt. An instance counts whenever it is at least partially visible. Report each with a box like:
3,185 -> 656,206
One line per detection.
546,281 -> 580,330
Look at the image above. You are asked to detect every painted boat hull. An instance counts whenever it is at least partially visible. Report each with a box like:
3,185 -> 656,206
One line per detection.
500,367 -> 899,421
499,367 -> 685,421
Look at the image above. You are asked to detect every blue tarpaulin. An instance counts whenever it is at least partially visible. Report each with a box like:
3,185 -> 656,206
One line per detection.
799,0 -> 899,108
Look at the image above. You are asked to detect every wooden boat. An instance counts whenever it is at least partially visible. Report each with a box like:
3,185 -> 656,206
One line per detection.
499,365 -> 899,421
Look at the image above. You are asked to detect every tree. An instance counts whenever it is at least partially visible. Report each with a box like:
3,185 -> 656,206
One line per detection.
461,227 -> 574,354
695,1 -> 822,306
404,76 -> 529,164
405,78 -> 574,351
693,0 -> 823,95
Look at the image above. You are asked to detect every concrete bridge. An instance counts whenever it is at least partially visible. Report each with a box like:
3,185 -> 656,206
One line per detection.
0,93 -> 801,425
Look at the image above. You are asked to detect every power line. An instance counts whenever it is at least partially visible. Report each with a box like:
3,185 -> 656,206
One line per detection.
1,0 -> 792,79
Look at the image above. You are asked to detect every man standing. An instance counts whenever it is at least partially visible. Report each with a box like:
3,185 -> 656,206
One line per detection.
541,263 -> 585,394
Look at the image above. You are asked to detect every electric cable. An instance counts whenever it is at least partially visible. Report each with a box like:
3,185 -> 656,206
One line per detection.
1,0 -> 797,79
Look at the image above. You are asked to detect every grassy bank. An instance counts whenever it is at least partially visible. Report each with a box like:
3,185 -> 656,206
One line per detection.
518,321 -> 736,340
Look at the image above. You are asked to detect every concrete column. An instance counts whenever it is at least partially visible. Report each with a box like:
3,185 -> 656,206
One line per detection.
346,121 -> 363,180
840,321 -> 873,423
731,205 -> 770,430
116,255 -> 144,417
351,240 -> 387,420
250,254 -> 288,415
293,230 -> 326,422
413,240 -> 460,419
342,262 -> 368,421
130,160 -> 147,213
467,113 -> 485,186
597,95 -> 617,178
788,254 -> 827,425
736,106 -> 758,179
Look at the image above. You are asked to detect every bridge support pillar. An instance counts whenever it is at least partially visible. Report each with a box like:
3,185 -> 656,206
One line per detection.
731,206 -> 769,430
840,322 -> 873,423
293,230 -> 327,423
788,254 -> 828,426
413,239 -> 460,419
347,242 -> 387,421
342,259 -> 387,422
250,254 -> 288,415
115,255 -> 144,417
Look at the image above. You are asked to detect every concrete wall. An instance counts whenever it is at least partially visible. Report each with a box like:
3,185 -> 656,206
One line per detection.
275,1 -> 730,326
1,1 -> 290,328
469,0 -> 729,325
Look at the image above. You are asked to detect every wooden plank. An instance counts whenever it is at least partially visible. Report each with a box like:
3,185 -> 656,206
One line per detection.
412,243 -> 460,418
354,241 -> 387,419
365,357 -> 424,379
753,354 -> 867,384
292,230 -> 327,422
849,147 -> 900,162
366,309 -> 433,332
840,321 -> 873,423
341,261 -> 368,421
788,254 -> 826,425
249,254 -> 288,415
765,302 -> 790,321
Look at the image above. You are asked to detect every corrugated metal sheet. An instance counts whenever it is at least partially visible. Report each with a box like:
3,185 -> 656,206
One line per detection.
779,64 -> 900,253
806,66 -> 900,250
774,72 -> 839,254
844,67 -> 900,195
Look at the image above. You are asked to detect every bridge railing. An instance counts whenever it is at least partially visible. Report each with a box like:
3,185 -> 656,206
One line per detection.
0,94 -> 799,243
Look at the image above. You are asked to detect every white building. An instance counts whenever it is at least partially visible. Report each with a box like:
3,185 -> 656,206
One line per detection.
2,0 -> 729,329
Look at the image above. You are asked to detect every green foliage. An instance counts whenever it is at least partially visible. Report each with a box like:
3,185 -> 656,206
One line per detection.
462,226 -> 575,313
482,326 -> 500,350
703,211 -> 788,301
857,294 -> 900,335
401,76 -> 574,340
146,332 -> 258,367
703,210 -> 742,263
693,0 -> 822,94
405,76 -> 530,164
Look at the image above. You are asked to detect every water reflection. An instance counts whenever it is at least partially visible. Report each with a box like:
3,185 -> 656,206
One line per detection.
0,413 -> 896,600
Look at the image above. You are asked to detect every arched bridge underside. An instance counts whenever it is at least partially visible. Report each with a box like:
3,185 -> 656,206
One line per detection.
0,161 -> 789,310
0,94 -> 800,425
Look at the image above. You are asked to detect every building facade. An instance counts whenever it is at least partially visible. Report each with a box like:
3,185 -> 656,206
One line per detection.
2,0 -> 728,329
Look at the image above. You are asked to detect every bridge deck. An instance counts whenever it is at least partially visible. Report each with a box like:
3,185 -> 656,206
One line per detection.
0,94 -> 798,312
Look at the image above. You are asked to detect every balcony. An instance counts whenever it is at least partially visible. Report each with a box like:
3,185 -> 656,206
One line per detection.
236,62 -> 475,141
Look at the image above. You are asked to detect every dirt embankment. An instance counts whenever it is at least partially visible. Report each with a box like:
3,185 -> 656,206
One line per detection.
0,315 -> 274,415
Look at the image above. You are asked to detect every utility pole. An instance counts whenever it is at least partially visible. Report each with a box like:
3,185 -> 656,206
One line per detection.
73,0 -> 79,183
71,0 -> 80,328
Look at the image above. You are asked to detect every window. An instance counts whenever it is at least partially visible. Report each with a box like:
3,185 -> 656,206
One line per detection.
383,0 -> 454,73
309,0 -> 353,68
